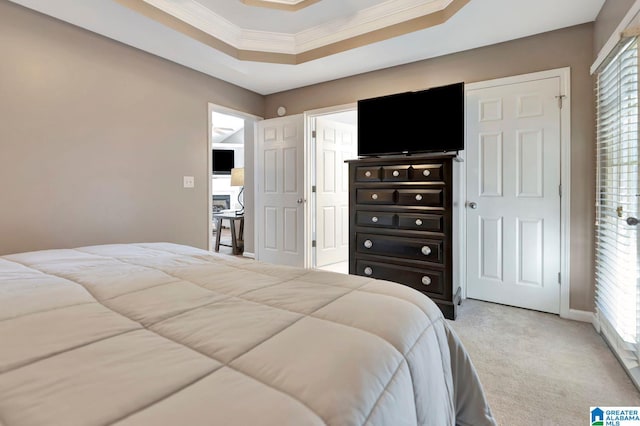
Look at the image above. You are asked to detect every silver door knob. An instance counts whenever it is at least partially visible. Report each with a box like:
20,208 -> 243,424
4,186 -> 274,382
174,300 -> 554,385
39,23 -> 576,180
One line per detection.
468,202 -> 478,209
363,239 -> 373,249
627,217 -> 639,226
423,170 -> 431,177
297,198 -> 306,204
421,276 -> 432,286
421,246 -> 432,256
364,267 -> 373,276
393,170 -> 400,177
415,194 -> 423,201
415,219 -> 423,226
371,216 -> 378,223
371,193 -> 378,200
365,171 -> 372,177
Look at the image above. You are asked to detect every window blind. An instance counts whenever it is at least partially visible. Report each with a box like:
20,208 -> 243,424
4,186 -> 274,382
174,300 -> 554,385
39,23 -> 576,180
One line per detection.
595,37 -> 640,366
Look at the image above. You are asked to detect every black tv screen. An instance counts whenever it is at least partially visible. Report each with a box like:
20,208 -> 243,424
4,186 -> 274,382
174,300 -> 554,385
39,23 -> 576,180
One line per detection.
357,82 -> 464,156
212,149 -> 234,175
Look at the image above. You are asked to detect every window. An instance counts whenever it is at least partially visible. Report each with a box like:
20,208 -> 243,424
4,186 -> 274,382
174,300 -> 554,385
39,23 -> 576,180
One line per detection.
595,37 -> 640,385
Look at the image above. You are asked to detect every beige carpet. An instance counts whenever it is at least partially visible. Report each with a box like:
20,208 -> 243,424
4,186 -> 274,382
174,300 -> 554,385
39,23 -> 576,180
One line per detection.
447,299 -> 640,426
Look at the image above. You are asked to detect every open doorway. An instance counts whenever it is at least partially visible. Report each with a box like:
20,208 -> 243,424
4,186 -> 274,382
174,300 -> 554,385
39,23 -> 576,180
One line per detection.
208,104 -> 261,255
254,105 -> 356,269
308,107 -> 358,274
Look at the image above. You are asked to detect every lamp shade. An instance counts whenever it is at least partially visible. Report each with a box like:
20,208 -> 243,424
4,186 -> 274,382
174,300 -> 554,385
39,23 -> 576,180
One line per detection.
230,167 -> 244,187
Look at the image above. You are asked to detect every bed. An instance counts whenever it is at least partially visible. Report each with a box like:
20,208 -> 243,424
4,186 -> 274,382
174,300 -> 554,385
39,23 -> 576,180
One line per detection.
0,243 -> 495,426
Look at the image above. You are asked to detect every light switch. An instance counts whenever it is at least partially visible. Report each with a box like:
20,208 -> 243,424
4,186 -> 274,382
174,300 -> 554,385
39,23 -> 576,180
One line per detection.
183,176 -> 195,188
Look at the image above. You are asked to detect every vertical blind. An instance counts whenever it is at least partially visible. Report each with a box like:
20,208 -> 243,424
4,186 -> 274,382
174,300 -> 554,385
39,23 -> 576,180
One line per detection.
595,37 -> 640,363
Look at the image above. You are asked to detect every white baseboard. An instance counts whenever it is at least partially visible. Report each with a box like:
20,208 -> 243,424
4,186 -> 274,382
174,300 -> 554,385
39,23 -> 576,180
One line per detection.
592,313 -> 601,333
242,252 -> 255,259
563,309 -> 594,323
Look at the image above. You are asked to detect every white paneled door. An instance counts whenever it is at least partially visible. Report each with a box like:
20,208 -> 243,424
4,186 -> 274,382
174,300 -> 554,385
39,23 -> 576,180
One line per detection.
314,117 -> 357,268
256,115 -> 306,267
466,77 -> 561,313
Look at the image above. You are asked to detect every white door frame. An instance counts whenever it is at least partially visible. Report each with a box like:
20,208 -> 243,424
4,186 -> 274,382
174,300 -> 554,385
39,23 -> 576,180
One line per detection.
207,103 -> 262,252
304,103 -> 357,268
462,67 -> 576,320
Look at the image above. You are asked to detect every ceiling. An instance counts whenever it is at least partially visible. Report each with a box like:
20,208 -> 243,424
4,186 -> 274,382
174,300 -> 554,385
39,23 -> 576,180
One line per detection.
211,111 -> 245,144
9,0 -> 605,95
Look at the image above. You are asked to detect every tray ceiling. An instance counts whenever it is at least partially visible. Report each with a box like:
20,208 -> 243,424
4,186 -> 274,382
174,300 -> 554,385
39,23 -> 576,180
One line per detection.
9,0 -> 605,94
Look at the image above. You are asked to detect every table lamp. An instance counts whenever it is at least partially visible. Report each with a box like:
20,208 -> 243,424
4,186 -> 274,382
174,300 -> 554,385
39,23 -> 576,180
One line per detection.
230,167 -> 244,214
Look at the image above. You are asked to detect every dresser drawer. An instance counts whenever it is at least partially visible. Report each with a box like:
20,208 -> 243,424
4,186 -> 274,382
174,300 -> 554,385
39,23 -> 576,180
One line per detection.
356,233 -> 443,263
355,260 -> 445,296
397,189 -> 444,207
397,213 -> 444,232
356,166 -> 382,181
356,189 -> 396,204
382,165 -> 410,181
356,211 -> 395,227
410,164 -> 444,182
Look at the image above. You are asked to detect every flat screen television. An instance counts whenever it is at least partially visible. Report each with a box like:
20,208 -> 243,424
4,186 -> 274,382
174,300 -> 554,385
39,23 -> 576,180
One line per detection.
357,82 -> 464,157
212,149 -> 234,175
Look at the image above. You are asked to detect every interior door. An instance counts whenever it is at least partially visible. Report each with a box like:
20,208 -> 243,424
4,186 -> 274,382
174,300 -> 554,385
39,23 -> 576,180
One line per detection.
314,117 -> 358,268
466,76 -> 561,314
256,115 -> 306,267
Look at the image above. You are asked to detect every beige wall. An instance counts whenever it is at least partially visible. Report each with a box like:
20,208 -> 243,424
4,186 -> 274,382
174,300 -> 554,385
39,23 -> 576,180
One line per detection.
265,24 -> 596,311
0,1 -> 263,255
594,0 -> 636,54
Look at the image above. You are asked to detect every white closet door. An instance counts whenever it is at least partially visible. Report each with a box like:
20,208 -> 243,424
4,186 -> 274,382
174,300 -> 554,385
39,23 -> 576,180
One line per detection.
466,76 -> 561,313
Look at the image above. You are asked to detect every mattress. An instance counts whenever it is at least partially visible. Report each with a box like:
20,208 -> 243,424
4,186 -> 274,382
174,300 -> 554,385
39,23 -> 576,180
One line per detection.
0,243 -> 495,425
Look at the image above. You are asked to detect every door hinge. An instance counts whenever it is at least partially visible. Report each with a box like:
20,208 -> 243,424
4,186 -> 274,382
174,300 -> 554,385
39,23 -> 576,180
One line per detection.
555,95 -> 566,109
559,184 -> 562,197
312,240 -> 316,247
312,185 -> 316,193
311,130 -> 317,139
558,272 -> 561,284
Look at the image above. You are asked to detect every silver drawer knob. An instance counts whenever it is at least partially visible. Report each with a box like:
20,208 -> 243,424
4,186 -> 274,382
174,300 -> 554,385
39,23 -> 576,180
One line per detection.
421,246 -> 431,256
371,193 -> 378,200
421,276 -> 432,285
415,219 -> 423,226
364,239 -> 373,249
365,171 -> 372,177
371,216 -> 379,223
393,170 -> 400,177
423,170 -> 431,177
364,267 -> 373,276
415,194 -> 423,201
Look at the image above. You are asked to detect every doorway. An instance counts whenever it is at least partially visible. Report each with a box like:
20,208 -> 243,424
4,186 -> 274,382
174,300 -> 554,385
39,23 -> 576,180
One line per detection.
208,103 -> 261,254
308,108 -> 358,273
254,105 -> 357,269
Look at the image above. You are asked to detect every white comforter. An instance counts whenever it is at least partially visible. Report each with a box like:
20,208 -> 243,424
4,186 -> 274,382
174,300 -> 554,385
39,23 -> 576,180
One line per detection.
0,243 -> 495,426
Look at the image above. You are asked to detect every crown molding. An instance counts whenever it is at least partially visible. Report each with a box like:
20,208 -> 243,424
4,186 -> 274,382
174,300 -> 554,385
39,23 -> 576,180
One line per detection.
141,0 -> 241,47
142,0 -> 455,54
237,30 -> 295,54
296,0 -> 453,52
241,0 -> 321,11
119,0 -> 469,63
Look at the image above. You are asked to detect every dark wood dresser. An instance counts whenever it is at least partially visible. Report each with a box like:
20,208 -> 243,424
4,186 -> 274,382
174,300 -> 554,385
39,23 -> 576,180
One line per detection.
347,154 -> 462,319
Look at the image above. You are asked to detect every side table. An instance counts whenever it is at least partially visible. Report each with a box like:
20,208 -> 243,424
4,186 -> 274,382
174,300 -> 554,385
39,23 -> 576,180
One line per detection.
213,213 -> 244,255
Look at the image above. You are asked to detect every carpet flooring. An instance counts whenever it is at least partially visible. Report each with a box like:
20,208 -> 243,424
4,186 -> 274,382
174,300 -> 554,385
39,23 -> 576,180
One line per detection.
447,299 -> 640,426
